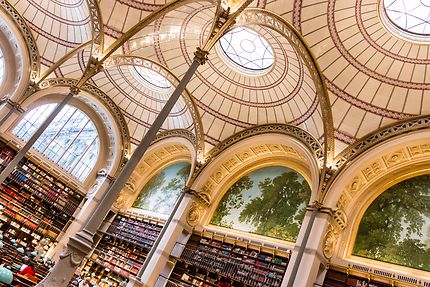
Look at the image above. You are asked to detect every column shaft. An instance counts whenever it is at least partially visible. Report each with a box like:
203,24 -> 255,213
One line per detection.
36,58 -> 202,287
0,92 -> 74,184
283,209 -> 331,287
139,193 -> 195,287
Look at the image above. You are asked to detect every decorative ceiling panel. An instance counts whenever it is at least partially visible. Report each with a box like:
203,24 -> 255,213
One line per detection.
298,0 -> 430,155
11,0 -> 92,73
129,4 -> 326,149
91,64 -> 195,146
56,44 -> 92,79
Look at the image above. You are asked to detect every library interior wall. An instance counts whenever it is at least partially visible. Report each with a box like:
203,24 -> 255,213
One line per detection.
324,129 -> 430,282
0,1 -> 429,286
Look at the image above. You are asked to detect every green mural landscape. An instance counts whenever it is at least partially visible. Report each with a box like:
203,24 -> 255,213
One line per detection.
353,174 -> 430,272
132,162 -> 191,215
210,166 -> 311,242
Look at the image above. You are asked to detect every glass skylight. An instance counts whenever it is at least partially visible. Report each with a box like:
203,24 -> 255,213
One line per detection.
13,103 -> 100,181
384,0 -> 430,35
133,66 -> 171,90
219,27 -> 274,72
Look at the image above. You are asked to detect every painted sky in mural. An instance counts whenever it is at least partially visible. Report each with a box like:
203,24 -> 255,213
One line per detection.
353,174 -> 430,272
210,166 -> 311,242
132,162 -> 191,215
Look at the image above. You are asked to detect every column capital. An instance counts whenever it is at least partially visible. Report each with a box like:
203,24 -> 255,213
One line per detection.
70,85 -> 80,95
183,186 -> 210,206
194,47 -> 209,65
7,99 -> 24,113
307,201 -> 333,214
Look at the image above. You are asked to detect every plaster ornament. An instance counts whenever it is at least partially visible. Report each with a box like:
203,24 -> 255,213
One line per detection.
186,202 -> 203,227
113,190 -> 129,209
322,224 -> 338,259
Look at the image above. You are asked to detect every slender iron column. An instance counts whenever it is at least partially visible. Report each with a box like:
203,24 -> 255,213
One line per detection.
0,92 -> 75,184
286,204 -> 320,287
0,100 -> 22,128
137,188 -> 188,278
36,49 -> 208,287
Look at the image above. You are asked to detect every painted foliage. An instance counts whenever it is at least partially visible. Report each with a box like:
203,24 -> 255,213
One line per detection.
210,166 -> 311,242
353,174 -> 430,271
132,162 -> 191,215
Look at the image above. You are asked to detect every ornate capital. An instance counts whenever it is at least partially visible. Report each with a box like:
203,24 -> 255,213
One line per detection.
183,187 -> 211,206
69,85 -> 80,95
194,47 -> 209,65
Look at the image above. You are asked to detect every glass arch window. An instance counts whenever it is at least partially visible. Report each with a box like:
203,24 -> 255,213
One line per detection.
13,103 -> 100,181
133,66 -> 171,90
384,0 -> 430,35
219,27 -> 274,73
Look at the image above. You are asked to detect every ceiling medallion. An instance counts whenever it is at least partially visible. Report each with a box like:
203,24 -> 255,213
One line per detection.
217,27 -> 275,75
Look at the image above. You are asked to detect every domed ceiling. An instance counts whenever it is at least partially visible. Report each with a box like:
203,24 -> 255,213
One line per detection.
6,0 -> 430,158
12,0 -> 92,72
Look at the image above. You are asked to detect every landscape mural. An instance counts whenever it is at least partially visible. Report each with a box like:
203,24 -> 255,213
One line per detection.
353,174 -> 430,271
132,162 -> 191,215
210,166 -> 311,242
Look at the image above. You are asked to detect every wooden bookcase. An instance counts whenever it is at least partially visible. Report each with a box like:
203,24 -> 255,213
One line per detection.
323,269 -> 392,287
0,142 -> 83,248
169,233 -> 290,287
78,213 -> 163,285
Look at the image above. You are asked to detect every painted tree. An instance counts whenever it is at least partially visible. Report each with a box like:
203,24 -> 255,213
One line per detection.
239,171 -> 311,241
132,170 -> 166,209
353,174 -> 430,271
151,164 -> 191,214
211,176 -> 253,227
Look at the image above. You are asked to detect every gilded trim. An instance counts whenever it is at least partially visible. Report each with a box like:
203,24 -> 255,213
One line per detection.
0,0 -> 40,81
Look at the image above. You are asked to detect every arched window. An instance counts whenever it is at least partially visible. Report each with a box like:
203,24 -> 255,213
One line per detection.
12,103 -> 100,181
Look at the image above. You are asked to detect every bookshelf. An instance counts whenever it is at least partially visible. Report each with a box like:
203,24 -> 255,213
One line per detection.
323,269 -> 391,287
78,213 -> 163,285
0,143 -> 83,248
169,233 -> 290,287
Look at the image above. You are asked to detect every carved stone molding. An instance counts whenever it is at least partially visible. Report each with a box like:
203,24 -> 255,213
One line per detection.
113,189 -> 130,210
322,223 -> 339,259
152,129 -> 197,150
334,141 -> 430,213
186,202 -> 203,227
192,123 -> 323,186
324,116 -> 430,199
